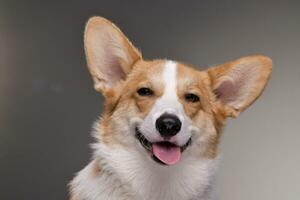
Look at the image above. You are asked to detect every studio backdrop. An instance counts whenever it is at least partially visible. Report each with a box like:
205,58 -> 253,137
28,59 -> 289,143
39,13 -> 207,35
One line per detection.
1,0 -> 299,199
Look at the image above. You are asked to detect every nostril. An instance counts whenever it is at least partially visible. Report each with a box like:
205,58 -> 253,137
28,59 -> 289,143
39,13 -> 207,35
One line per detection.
155,113 -> 182,137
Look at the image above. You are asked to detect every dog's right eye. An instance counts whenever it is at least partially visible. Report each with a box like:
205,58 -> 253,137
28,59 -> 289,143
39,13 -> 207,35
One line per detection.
137,87 -> 154,96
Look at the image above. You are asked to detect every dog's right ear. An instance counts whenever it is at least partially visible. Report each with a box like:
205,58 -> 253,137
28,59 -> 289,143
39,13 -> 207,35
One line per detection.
84,17 -> 142,95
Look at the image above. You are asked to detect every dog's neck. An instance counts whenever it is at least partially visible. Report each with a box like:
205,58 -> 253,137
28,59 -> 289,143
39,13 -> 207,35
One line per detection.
90,143 -> 218,200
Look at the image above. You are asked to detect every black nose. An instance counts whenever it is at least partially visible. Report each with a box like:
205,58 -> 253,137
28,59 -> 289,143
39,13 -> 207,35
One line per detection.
155,113 -> 182,137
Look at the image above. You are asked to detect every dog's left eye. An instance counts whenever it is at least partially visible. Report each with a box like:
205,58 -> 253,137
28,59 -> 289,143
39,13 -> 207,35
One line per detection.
184,93 -> 200,103
137,87 -> 154,96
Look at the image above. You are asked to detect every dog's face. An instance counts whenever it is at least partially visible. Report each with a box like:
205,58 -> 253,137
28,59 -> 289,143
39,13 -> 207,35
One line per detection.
85,17 -> 272,165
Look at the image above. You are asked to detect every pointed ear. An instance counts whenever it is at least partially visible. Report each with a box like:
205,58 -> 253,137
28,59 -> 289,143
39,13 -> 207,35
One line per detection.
84,16 -> 142,94
208,55 -> 272,117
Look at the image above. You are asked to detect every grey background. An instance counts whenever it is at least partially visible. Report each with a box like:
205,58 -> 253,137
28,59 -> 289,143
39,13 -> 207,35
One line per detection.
1,0 -> 299,199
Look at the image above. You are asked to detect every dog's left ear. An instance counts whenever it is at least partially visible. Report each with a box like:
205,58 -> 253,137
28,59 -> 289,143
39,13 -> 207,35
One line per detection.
84,16 -> 142,95
208,55 -> 272,117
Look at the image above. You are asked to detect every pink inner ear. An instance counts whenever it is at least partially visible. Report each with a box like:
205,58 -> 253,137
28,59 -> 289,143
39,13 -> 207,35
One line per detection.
98,37 -> 127,87
214,80 -> 238,104
105,51 -> 126,86
213,64 -> 259,107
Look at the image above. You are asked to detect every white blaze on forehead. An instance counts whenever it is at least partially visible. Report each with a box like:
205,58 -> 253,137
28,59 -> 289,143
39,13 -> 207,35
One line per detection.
159,60 -> 192,145
155,60 -> 183,116
162,61 -> 178,101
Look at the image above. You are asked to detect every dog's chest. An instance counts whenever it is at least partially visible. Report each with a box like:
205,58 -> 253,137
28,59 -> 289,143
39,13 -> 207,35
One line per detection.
71,146 -> 218,200
126,158 -> 217,200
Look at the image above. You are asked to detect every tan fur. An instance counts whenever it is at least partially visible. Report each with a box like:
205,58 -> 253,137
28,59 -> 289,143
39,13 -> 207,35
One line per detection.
208,55 -> 272,117
84,16 -> 141,94
99,59 -> 167,145
69,16 -> 272,200
175,63 -> 220,158
95,54 -> 273,158
83,17 -> 272,161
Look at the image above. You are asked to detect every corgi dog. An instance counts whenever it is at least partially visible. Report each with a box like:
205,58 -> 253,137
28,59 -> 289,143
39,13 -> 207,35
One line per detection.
69,16 -> 272,200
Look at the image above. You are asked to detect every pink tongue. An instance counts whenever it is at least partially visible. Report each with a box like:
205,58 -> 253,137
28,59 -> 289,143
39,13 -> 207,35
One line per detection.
152,143 -> 181,165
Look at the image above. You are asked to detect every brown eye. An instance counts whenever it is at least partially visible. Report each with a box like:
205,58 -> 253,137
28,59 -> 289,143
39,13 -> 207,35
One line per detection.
185,93 -> 200,103
137,87 -> 154,96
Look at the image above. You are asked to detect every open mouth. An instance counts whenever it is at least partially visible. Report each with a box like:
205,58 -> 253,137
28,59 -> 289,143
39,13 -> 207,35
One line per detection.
135,127 -> 192,165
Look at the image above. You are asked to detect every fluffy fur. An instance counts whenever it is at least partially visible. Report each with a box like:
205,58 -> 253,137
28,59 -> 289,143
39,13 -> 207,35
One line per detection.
69,17 -> 272,200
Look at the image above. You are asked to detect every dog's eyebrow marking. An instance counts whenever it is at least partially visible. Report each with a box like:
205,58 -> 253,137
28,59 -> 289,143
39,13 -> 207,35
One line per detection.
162,60 -> 178,101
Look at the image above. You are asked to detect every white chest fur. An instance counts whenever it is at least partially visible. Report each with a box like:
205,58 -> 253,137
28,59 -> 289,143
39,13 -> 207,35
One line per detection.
70,143 -> 218,200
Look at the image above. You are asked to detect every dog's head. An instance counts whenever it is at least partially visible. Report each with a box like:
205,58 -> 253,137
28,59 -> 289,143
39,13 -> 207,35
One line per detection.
85,17 -> 272,165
